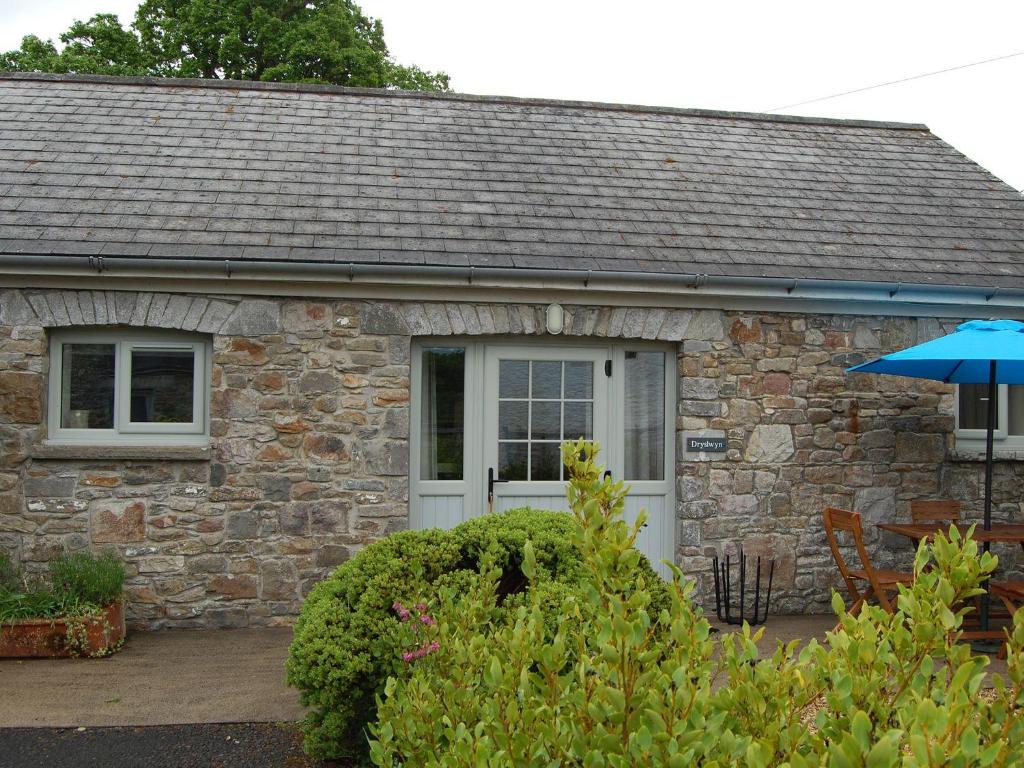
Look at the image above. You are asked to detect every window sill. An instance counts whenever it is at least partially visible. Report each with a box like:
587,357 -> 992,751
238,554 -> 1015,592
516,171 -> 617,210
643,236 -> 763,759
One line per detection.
952,446 -> 1024,463
31,443 -> 211,462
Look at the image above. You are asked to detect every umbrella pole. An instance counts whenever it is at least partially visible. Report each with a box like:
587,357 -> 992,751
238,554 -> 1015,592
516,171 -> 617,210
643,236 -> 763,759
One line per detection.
981,360 -> 996,633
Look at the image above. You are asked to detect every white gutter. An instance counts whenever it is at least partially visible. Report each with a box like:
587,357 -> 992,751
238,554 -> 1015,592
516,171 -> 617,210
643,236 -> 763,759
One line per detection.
2,254 -> 1023,316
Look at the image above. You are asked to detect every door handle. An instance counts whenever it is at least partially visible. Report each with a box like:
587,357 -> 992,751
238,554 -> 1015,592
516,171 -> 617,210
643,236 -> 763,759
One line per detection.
487,467 -> 508,504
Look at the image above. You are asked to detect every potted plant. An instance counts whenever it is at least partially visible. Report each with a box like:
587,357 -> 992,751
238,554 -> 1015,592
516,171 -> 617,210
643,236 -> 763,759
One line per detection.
0,550 -> 126,657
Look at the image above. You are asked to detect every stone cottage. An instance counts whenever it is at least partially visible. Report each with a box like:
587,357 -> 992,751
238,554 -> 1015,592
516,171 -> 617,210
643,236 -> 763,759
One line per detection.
1,72 -> 1023,629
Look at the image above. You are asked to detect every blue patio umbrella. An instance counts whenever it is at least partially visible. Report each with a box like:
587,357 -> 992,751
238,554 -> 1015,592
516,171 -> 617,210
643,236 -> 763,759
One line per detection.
848,319 -> 1024,635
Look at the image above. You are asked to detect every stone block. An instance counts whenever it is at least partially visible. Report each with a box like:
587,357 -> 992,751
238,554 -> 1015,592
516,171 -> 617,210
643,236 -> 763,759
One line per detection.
895,432 -> 946,464
744,425 -> 794,463
218,338 -> 269,365
723,494 -> 758,516
226,511 -> 259,539
220,299 -> 282,335
854,486 -> 896,524
680,378 -> 719,401
124,464 -> 175,485
138,555 -> 185,573
680,500 -> 719,520
298,371 -> 339,394
24,475 -> 76,498
361,303 -> 410,335
256,475 -> 292,502
187,554 -> 229,574
284,301 -> 332,331
316,544 -> 351,568
208,574 -> 258,599
364,441 -> 409,476
309,501 -> 349,534
91,500 -> 145,543
303,433 -> 349,462
260,560 -> 298,601
686,310 -> 726,341
81,473 -> 121,488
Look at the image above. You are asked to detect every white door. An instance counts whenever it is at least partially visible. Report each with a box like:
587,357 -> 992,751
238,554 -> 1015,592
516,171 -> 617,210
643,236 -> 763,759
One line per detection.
484,346 -> 609,514
411,340 -> 675,577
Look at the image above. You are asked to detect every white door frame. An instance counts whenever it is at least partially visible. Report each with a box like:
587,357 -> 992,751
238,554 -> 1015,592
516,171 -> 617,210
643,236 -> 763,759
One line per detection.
410,337 -> 677,574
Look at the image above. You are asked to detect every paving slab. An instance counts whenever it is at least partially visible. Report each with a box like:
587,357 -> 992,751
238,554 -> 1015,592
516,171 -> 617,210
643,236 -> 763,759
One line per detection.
0,628 -> 305,728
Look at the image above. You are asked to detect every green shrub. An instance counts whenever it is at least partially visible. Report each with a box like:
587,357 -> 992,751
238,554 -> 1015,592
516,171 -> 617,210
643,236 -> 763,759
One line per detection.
286,506 -> 668,760
369,440 -> 1024,767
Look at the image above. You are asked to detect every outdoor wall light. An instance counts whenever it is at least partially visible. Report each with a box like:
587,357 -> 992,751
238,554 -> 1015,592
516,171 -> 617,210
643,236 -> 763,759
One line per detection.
545,302 -> 564,335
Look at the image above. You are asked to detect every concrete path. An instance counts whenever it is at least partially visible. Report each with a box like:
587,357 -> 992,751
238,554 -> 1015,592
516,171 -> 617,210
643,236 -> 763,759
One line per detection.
710,613 -> 1010,679
1,617 -> 1010,729
0,628 -> 305,728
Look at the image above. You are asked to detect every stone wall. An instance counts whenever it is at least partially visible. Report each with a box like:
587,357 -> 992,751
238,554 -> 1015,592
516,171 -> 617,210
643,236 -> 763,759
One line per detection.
1,290 -> 413,628
1,287 -> 1023,627
676,313 -> 1024,612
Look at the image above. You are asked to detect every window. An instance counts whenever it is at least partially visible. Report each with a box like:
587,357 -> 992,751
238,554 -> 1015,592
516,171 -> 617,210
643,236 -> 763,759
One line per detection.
955,384 -> 1024,451
49,330 -> 210,444
497,359 -> 594,481
624,350 -> 665,481
419,347 -> 465,480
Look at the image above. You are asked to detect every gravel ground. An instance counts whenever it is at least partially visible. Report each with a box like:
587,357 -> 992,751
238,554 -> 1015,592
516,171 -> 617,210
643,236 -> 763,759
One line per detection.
0,722 -> 328,768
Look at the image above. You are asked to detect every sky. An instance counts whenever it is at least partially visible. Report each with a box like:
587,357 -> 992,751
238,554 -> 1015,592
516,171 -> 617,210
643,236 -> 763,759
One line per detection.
2,0 -> 1022,191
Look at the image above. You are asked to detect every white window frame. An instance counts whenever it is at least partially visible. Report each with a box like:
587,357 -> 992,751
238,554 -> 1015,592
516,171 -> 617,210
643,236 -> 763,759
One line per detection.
48,329 -> 210,446
954,384 -> 1007,441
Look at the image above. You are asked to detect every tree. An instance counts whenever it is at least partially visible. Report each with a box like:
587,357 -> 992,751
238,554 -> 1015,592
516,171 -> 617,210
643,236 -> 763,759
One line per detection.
0,15 -> 151,76
0,0 -> 449,91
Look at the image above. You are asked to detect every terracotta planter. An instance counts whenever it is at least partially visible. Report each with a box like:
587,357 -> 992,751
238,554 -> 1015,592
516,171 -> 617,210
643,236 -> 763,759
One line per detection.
0,601 -> 125,658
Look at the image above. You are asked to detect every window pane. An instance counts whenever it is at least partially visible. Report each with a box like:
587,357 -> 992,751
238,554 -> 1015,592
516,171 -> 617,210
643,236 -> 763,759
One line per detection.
499,360 -> 528,398
564,361 -> 593,399
61,344 -> 115,429
130,348 -> 196,423
499,442 -> 527,480
564,401 -> 593,439
420,348 -> 464,480
531,401 -> 561,440
531,361 -> 561,399
959,383 -> 993,431
1009,386 -> 1024,436
624,351 -> 665,481
530,442 -> 561,481
498,400 -> 528,440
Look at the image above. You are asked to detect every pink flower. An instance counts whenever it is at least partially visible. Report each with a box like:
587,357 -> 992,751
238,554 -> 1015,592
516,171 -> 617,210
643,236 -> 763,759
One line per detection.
392,600 -> 411,621
400,640 -> 441,663
419,614 -> 435,626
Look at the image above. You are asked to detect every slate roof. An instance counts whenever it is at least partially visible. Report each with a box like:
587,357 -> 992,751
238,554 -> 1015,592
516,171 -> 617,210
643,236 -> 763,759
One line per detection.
1,72 -> 1023,289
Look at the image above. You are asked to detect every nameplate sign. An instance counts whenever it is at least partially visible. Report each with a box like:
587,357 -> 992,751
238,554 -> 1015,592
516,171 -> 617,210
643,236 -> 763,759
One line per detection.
686,436 -> 727,453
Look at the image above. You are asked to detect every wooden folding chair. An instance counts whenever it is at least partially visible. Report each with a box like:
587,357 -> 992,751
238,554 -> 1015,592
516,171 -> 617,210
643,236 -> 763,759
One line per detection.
910,499 -> 961,525
991,581 -> 1024,617
823,507 -> 913,615
989,582 -> 1024,659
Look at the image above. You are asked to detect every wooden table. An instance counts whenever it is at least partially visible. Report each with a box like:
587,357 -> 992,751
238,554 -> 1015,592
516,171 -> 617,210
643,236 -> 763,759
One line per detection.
877,522 -> 1024,544
878,521 -> 1024,644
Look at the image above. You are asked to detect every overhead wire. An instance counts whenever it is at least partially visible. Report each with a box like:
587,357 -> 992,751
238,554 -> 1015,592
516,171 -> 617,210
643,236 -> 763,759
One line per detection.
766,50 -> 1024,112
